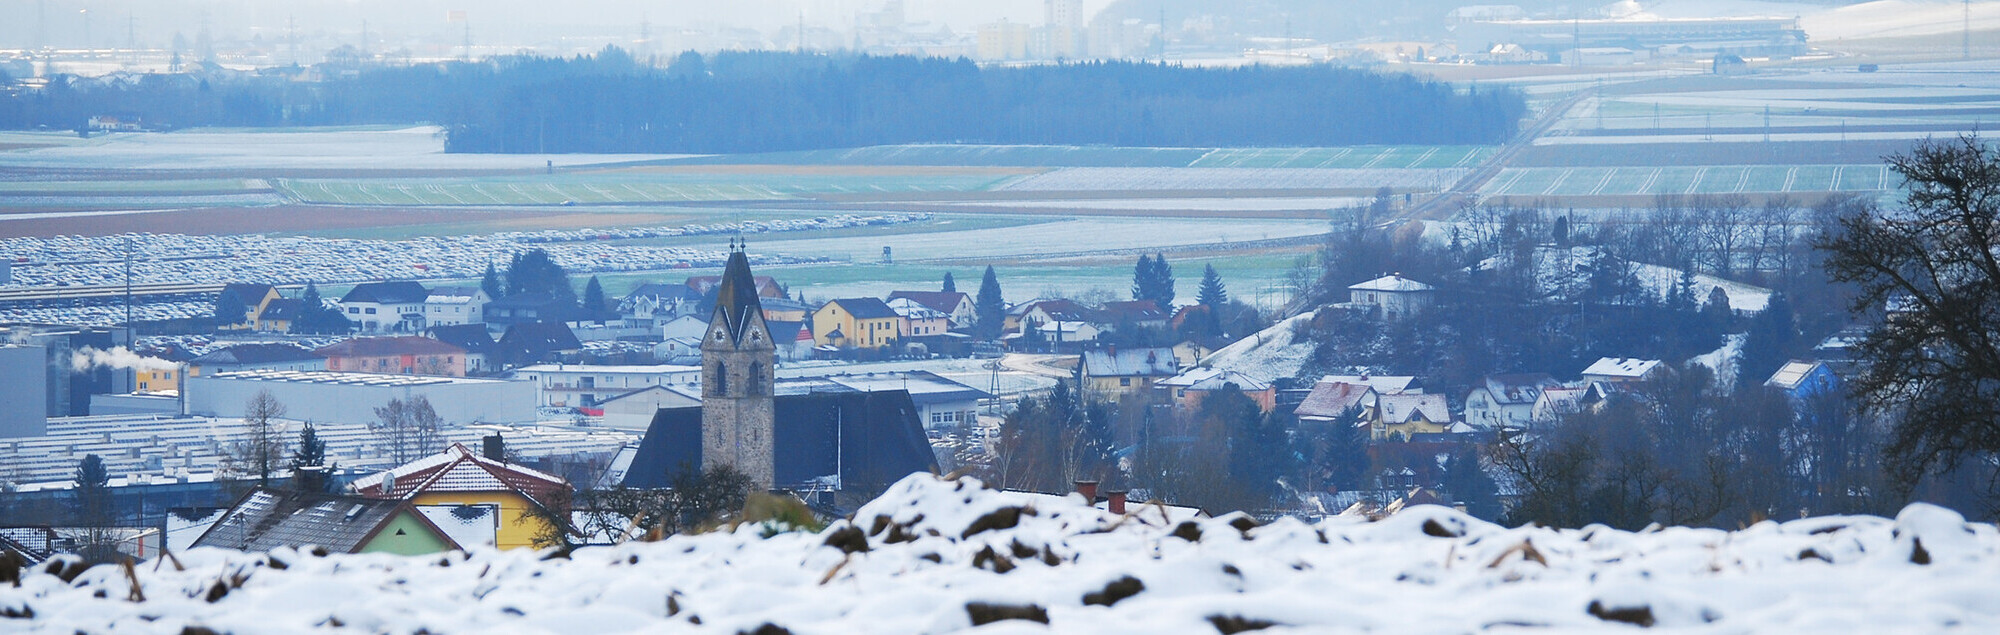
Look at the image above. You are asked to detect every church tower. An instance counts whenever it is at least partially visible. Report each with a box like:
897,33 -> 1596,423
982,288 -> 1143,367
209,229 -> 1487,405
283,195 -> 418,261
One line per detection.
701,239 -> 777,488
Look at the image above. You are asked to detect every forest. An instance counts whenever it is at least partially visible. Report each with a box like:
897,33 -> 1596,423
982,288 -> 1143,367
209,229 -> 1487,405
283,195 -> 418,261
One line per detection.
0,48 -> 1526,153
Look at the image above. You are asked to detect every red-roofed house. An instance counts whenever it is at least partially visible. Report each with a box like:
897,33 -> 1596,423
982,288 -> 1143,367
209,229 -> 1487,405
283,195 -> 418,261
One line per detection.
886,290 -> 975,327
350,443 -> 570,550
316,336 -> 468,376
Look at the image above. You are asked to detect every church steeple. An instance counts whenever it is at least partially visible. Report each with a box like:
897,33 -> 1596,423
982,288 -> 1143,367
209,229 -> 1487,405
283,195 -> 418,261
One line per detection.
702,239 -> 776,488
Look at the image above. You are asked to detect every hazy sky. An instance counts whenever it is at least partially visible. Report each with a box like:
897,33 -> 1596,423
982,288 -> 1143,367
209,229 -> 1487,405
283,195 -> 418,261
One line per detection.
0,1 -> 1121,50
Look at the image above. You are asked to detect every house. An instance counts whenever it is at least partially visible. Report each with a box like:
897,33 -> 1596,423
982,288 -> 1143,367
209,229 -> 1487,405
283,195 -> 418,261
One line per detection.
1319,375 -> 1421,395
1158,367 -> 1276,412
1713,53 -> 1749,75
660,314 -> 709,341
423,286 -> 490,328
316,336 -> 469,376
1366,393 -> 1453,440
350,443 -> 572,550
618,283 -> 703,328
813,298 -> 902,350
1766,360 -> 1839,400
190,489 -> 459,556
1347,275 -> 1434,321
1580,357 -> 1665,384
185,343 -> 326,379
425,324 -> 497,374
1080,347 -> 1180,397
1532,383 -> 1612,424
767,320 -> 815,362
220,283 -> 283,330
1294,380 -> 1378,425
686,274 -> 783,298
886,297 -> 952,338
886,291 -> 975,328
485,293 -> 568,328
1034,321 -> 1101,346
797,371 -> 992,431
494,322 -> 583,368
1170,339 -> 1216,369
597,384 -> 704,431
512,363 -> 701,408
340,281 -> 431,333
253,298 -> 305,332
759,296 -> 814,323
1464,373 -> 1563,430
1013,299 -> 1097,335
130,345 -> 194,394
1098,300 -> 1169,330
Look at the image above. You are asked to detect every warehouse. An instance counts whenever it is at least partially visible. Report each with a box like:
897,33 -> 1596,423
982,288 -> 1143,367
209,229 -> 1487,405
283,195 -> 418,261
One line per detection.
183,370 -> 536,425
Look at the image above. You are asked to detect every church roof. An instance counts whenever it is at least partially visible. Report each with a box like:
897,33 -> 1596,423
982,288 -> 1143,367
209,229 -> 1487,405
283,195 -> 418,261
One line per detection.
713,246 -> 767,343
622,390 -> 937,491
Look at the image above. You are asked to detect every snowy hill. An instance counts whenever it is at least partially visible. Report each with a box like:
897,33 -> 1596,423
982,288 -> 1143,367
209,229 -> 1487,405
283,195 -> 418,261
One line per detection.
7,474 -> 1999,633
1200,311 -> 1317,385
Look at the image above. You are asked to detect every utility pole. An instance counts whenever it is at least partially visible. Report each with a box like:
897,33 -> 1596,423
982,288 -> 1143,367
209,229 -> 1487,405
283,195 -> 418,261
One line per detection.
123,237 -> 133,333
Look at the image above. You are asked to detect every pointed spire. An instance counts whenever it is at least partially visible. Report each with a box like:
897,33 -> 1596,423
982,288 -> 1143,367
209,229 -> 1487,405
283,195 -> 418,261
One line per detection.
713,240 -> 764,342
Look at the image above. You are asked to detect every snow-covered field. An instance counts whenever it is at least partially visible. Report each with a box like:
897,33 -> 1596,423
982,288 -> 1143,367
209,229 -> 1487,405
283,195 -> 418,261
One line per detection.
0,127 -> 681,171
997,167 -> 1465,192
8,474 -> 1998,633
941,197 -> 1372,211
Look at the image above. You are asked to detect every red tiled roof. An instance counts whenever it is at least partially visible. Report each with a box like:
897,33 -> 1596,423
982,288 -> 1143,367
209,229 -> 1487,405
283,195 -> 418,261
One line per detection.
351,444 -> 568,504
316,336 -> 466,358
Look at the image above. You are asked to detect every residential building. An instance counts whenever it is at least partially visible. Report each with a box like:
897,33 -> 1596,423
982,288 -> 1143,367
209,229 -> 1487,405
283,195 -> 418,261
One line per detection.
767,320 -> 816,362
618,283 -> 702,328
1034,321 -> 1101,346
494,322 -> 583,368
1099,300 -> 1168,330
1464,373 -> 1563,430
1766,360 -> 1839,400
317,336 -> 469,377
660,314 -> 708,341
253,298 -> 305,333
219,283 -> 281,330
1580,358 -> 1666,384
185,343 -> 326,378
132,346 -> 193,394
760,296 -> 814,323
1294,380 -> 1378,425
685,274 -> 783,299
886,291 -> 975,327
182,370 -> 537,425
513,363 -> 701,408
425,324 -> 497,374
1319,375 -> 1422,395
339,281 -> 431,333
1170,339 -> 1216,369
485,293 -> 567,328
790,371 -> 992,431
423,286 -> 490,327
1367,393 -> 1454,440
351,443 -> 572,550
886,297 -> 952,338
1532,384 -> 1611,424
1347,275 -> 1435,320
191,489 -> 459,556
1013,298 -> 1096,335
814,298 -> 902,350
1080,347 -> 1179,397
1158,367 -> 1276,412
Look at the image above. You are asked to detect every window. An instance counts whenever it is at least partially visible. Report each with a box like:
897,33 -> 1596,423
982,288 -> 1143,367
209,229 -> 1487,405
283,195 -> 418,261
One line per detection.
348,307 -> 360,314
712,362 -> 728,396
748,362 -> 764,396
366,308 -> 377,315
1120,378 -> 1131,386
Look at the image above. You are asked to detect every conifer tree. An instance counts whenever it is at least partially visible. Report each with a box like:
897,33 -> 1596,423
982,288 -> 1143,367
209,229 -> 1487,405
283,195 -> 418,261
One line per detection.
481,261 -> 504,299
1198,264 -> 1228,307
975,266 -> 1005,339
582,275 -> 609,322
213,287 -> 246,325
942,271 -> 957,294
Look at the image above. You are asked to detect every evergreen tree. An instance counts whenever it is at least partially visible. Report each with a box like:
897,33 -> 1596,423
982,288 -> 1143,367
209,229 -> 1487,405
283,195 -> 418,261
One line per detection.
941,272 -> 956,294
481,261 -> 504,299
1198,264 -> 1228,307
505,248 -> 578,318
1738,292 -> 1797,390
975,266 -> 1005,339
291,422 -> 330,493
582,275 -> 609,322
213,287 -> 246,325
1701,286 -> 1733,332
73,453 -> 110,523
292,283 -> 323,334
1131,254 -> 1155,301
1132,253 -> 1177,307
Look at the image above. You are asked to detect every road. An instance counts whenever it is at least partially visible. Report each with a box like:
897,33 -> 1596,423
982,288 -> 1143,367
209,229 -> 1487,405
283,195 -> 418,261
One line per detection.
1398,87 -> 1597,222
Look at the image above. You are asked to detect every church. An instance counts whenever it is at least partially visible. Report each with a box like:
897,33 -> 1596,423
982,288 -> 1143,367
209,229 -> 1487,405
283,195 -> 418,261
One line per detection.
622,242 -> 937,496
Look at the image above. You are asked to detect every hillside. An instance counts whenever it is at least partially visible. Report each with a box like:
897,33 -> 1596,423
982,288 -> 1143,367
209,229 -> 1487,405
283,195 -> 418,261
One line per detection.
6,474 -> 1998,632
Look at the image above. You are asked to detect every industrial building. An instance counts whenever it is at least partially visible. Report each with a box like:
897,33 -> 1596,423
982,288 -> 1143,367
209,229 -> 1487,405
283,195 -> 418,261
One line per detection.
182,370 -> 537,425
0,344 -> 47,437
513,363 -> 701,408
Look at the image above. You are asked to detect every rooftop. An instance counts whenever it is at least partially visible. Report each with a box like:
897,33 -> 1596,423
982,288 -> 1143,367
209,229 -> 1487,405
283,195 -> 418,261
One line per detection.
1348,275 -> 1435,293
204,369 -> 507,387
1581,357 -> 1663,379
316,336 -> 466,358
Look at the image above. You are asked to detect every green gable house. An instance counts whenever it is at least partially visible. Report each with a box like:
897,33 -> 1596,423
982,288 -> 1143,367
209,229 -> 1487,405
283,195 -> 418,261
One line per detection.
192,489 -> 460,556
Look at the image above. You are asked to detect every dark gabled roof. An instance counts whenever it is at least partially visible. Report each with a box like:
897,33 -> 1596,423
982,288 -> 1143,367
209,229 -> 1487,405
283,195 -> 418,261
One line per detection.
222,283 -> 276,304
711,249 -> 768,344
315,336 -> 466,358
624,283 -> 700,303
189,343 -> 323,366
258,298 -> 305,321
426,324 -> 496,353
341,281 -> 430,305
1478,373 -> 1561,405
827,297 -> 899,320
191,488 -> 458,554
623,390 -> 937,491
1099,300 -> 1167,321
886,291 -> 970,314
498,322 -> 582,356
487,293 -> 565,310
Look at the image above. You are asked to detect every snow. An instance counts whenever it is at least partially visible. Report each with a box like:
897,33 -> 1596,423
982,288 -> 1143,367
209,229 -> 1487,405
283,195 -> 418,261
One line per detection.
1689,333 -> 1747,388
0,127 -> 683,171
1199,311 -> 1318,385
1630,261 -> 1774,314
9,473 -> 2000,633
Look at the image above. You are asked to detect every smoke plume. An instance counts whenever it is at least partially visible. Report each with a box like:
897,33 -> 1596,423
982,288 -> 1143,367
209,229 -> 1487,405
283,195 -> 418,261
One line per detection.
71,346 -> 178,373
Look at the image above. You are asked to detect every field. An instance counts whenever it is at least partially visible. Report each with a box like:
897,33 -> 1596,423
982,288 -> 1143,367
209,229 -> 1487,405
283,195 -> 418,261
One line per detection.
275,171 -> 1024,206
1480,164 -> 1894,197
651,144 -> 1494,170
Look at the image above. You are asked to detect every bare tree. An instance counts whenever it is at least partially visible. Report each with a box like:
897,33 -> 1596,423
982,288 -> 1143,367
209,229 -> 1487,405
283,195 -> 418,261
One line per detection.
372,395 -> 445,465
226,390 -> 290,489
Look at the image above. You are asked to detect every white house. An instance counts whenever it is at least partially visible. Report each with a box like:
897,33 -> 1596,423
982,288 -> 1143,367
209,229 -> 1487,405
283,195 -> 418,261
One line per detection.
1347,275 -> 1435,321
1464,373 -> 1563,430
1580,358 -> 1665,384
597,384 -> 703,431
423,286 -> 490,327
660,315 -> 708,341
339,281 -> 431,333
512,363 -> 701,408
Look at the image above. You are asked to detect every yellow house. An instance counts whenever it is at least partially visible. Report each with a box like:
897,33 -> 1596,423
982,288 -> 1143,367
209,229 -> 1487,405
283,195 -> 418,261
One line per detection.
136,366 -> 179,394
220,283 -> 283,331
1367,393 -> 1454,440
350,443 -> 571,550
813,298 -> 902,350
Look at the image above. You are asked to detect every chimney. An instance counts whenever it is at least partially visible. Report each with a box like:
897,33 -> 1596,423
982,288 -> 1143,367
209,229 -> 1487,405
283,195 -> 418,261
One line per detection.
1074,480 -> 1099,503
1107,490 -> 1127,515
1107,344 -> 1116,358
482,434 -> 505,462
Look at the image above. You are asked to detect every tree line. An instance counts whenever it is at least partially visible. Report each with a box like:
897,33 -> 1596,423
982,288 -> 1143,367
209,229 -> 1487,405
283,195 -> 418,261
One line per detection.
0,48 -> 1526,153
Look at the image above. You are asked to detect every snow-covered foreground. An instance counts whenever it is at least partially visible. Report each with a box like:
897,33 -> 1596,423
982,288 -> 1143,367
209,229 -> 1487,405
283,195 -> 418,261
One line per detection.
8,474 -> 2000,633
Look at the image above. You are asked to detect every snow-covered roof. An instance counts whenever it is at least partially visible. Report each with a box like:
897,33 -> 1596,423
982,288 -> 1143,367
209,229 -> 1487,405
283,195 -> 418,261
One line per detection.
1348,275 -> 1435,293
1320,375 -> 1420,394
1296,382 -> 1376,419
1476,373 -> 1560,405
1160,367 -> 1270,391
1377,393 -> 1451,425
350,443 -> 569,503
1581,357 -> 1663,379
1081,347 -> 1179,378
1766,360 -> 1831,391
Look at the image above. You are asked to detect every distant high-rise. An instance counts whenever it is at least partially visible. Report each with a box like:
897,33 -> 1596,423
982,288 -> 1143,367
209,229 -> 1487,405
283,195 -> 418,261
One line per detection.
1046,0 -> 1084,30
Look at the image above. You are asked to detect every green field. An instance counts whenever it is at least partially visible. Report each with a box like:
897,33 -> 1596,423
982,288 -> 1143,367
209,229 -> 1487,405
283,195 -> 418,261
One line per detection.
0,179 -> 265,194
1480,164 -> 1895,197
648,144 -> 1497,170
275,171 -> 1021,206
